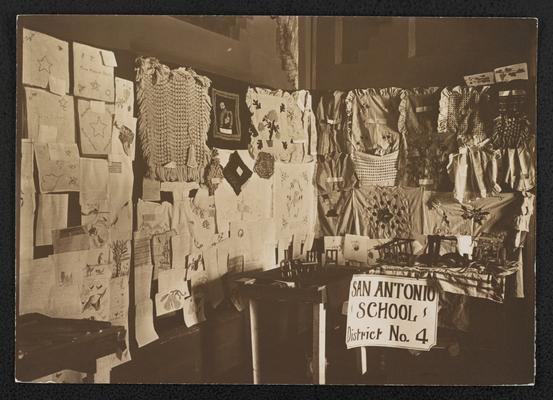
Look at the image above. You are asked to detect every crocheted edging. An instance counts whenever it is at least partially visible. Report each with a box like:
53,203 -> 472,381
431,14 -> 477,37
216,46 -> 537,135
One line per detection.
136,56 -> 212,183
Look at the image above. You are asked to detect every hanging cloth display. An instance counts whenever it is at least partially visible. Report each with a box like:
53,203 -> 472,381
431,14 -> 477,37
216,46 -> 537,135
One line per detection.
246,87 -> 312,163
398,87 -> 456,189
346,88 -> 403,154
313,90 -> 349,155
438,85 -> 492,147
135,56 -> 212,182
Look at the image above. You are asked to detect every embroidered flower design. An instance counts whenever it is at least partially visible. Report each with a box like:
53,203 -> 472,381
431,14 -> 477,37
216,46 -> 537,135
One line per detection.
461,205 -> 489,225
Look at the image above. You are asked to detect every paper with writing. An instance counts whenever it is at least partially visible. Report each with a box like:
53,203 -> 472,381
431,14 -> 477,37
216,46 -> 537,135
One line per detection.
25,87 -> 75,143
18,257 -> 56,316
36,193 -> 68,246
34,142 -> 80,193
77,99 -> 114,155
52,225 -> 90,254
142,177 -> 161,201
22,28 -> 69,92
135,300 -> 159,347
73,42 -> 115,102
80,157 -> 109,201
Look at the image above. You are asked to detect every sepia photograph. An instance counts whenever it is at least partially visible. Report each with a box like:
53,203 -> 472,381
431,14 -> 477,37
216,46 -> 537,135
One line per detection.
14,15 -> 537,386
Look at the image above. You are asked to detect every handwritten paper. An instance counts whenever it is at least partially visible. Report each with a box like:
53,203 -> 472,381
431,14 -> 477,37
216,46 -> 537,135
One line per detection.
19,140 -> 35,259
34,142 -> 80,193
37,124 -> 58,143
36,193 -> 68,246
142,177 -> 161,201
80,158 -> 109,201
171,234 -> 191,268
22,28 -> 69,92
18,257 -> 56,316
52,226 -> 90,254
134,264 -> 153,304
135,300 -> 158,347
77,99 -> 114,155
73,42 -> 115,102
114,77 -> 134,127
25,87 -> 75,143
108,154 -> 133,241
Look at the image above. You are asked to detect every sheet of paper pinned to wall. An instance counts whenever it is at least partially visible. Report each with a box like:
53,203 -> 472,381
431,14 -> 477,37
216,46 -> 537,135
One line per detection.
73,42 -> 115,102
36,193 -> 68,246
24,87 -> 75,143
183,288 -> 207,328
18,257 -> 56,316
77,99 -> 114,156
108,275 -> 131,367
133,230 -> 152,270
135,299 -> 158,348
142,177 -> 161,201
137,199 -> 172,237
171,233 -> 190,268
20,140 -> 35,260
108,154 -> 133,241
110,239 -> 131,278
111,123 -> 136,161
134,263 -> 153,305
114,77 -> 134,127
80,259 -> 111,321
80,157 -> 109,201
34,142 -> 80,193
22,28 -> 69,93
52,225 -> 90,254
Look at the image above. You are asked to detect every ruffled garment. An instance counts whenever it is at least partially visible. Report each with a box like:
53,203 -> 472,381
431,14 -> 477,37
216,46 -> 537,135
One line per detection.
438,86 -> 491,147
246,87 -> 313,163
447,142 -> 502,203
346,88 -> 403,154
136,57 -> 212,182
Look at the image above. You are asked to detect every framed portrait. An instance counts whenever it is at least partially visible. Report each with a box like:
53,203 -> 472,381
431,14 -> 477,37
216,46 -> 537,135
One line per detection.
212,88 -> 242,142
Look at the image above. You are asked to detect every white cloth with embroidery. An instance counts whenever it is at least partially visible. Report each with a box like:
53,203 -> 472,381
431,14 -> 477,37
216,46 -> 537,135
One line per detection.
273,161 -> 317,246
246,87 -> 313,163
214,173 -> 273,233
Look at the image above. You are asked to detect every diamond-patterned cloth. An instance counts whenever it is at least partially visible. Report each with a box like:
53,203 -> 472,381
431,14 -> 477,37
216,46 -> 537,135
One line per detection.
223,151 -> 253,195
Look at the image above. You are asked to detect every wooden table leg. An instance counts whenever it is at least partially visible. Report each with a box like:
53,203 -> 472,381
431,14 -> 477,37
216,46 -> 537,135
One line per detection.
312,303 -> 326,384
356,347 -> 368,375
249,299 -> 261,384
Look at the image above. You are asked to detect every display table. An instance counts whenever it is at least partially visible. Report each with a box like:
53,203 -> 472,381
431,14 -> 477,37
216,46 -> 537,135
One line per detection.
236,266 -> 360,384
16,313 -> 126,382
237,262 -> 519,383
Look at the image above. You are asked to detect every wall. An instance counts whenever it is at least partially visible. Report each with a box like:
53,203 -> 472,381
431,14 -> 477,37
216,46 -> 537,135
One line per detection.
313,17 -> 537,89
17,15 -> 294,90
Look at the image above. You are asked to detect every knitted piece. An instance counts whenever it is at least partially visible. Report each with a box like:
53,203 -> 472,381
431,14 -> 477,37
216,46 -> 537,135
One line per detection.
253,151 -> 275,179
136,57 -> 212,182
223,151 -> 253,195
352,150 -> 399,187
